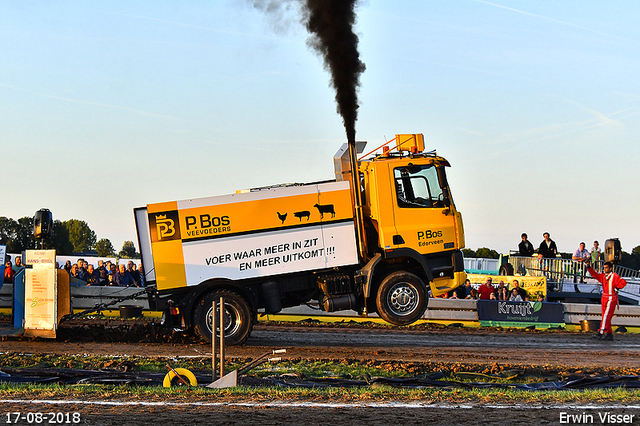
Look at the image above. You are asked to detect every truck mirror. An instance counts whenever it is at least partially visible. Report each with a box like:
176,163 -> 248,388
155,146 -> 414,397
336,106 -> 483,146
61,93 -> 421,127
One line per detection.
436,166 -> 448,188
405,163 -> 422,174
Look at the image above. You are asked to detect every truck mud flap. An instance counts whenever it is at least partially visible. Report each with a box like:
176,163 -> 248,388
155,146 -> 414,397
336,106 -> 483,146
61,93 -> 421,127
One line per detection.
355,252 -> 382,299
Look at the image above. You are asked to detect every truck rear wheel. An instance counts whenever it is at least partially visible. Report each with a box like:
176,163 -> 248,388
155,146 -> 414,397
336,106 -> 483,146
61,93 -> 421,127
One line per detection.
194,290 -> 253,346
375,271 -> 427,326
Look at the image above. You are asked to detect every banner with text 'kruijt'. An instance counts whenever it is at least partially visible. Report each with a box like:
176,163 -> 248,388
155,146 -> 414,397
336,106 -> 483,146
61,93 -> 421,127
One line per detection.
477,300 -> 565,328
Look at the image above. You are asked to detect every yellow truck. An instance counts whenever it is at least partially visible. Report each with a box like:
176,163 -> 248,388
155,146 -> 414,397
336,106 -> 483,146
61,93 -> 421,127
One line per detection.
134,134 -> 466,344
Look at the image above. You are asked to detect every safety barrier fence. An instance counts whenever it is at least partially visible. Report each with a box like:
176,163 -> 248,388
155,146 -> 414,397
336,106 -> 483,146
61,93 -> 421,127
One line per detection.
2,285 -> 640,327
263,298 -> 640,327
563,303 -> 640,327
0,284 -> 150,311
424,299 -> 640,327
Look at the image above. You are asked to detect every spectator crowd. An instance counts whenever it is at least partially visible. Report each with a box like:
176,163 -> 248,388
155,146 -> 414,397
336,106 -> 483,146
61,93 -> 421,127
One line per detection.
519,232 -> 602,267
443,277 -> 543,302
446,232 -> 608,301
63,258 -> 144,287
3,255 -> 144,287
3,255 -> 25,284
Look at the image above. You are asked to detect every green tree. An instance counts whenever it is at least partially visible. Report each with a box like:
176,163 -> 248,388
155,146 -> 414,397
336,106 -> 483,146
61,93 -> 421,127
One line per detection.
119,240 -> 140,259
63,219 -> 96,254
95,238 -> 116,257
475,247 -> 500,259
14,217 -> 36,252
0,216 -> 19,252
49,220 -> 74,255
621,246 -> 640,270
461,248 -> 477,258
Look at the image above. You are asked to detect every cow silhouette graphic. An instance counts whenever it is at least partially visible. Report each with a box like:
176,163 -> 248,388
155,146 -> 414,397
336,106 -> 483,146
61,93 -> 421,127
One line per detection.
293,210 -> 311,221
313,203 -> 335,219
277,212 -> 287,224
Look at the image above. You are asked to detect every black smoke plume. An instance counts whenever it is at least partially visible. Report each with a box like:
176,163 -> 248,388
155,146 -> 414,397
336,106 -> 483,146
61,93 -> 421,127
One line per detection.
302,0 -> 365,143
250,0 -> 365,142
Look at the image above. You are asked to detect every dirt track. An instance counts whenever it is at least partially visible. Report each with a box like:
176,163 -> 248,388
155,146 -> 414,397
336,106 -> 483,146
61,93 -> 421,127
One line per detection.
5,323 -> 640,371
1,400 -> 639,426
2,322 -> 640,425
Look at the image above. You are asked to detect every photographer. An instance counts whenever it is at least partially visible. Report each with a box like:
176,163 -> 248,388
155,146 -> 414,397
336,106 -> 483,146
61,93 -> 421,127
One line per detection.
586,259 -> 627,341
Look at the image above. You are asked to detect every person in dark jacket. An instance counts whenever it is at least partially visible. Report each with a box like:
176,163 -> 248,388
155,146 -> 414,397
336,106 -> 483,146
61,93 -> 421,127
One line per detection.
518,233 -> 535,257
69,264 -> 80,279
511,279 -> 527,299
538,232 -> 558,287
85,264 -> 99,285
63,260 -> 72,275
113,264 -> 137,287
127,261 -> 141,286
538,232 -> 558,259
76,259 -> 87,281
96,260 -> 109,285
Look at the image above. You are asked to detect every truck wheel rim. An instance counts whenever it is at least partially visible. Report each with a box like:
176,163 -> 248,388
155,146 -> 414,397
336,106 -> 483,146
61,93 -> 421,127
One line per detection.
207,303 -> 242,338
388,282 -> 418,316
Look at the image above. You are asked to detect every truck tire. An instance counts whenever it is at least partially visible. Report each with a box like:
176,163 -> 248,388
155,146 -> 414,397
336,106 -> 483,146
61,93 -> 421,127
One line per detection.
375,271 -> 427,326
193,290 -> 253,346
499,263 -> 514,276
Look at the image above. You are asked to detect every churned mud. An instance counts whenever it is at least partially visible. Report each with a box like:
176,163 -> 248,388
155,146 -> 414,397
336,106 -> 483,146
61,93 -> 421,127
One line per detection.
2,318 -> 640,425
3,318 -> 639,372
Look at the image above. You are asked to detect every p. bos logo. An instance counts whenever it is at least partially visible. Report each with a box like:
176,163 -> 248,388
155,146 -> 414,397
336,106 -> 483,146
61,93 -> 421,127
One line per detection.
155,215 -> 176,240
149,210 -> 181,242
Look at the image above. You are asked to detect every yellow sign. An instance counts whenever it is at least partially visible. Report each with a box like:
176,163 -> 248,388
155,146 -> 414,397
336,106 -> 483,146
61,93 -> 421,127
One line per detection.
467,274 -> 547,299
148,182 -> 353,244
24,263 -> 57,336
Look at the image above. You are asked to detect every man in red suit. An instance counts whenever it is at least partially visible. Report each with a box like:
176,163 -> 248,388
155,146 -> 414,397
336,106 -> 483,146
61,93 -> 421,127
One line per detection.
586,260 -> 627,341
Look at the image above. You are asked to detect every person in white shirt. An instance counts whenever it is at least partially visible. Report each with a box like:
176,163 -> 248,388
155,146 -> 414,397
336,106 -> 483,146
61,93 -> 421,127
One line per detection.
509,288 -> 522,302
572,242 -> 590,288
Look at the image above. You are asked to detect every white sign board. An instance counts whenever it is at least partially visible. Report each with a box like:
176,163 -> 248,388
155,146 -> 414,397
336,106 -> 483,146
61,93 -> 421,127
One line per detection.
0,245 -> 6,281
182,222 -> 358,284
24,250 -> 56,266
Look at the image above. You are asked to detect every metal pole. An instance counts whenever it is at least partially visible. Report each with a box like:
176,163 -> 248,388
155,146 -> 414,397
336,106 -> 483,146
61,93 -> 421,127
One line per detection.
219,296 -> 225,378
348,141 -> 367,261
212,299 -> 217,382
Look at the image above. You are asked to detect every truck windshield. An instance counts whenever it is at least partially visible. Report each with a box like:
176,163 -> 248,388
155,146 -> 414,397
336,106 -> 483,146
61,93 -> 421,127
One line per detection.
394,164 -> 446,208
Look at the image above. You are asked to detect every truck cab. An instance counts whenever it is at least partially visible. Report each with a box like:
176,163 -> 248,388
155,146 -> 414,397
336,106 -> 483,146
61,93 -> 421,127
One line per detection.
355,135 -> 466,300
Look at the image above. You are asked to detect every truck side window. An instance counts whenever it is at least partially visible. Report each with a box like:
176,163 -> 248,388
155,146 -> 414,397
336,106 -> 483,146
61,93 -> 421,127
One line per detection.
394,165 -> 445,208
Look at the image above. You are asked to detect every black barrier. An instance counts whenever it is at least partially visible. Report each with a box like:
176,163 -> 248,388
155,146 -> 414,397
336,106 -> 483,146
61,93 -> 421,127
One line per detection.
272,374 -> 640,390
477,300 -> 565,328
3,367 -> 639,390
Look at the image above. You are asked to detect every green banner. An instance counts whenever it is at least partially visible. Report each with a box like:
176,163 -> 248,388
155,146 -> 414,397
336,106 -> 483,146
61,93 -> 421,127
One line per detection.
477,300 -> 565,328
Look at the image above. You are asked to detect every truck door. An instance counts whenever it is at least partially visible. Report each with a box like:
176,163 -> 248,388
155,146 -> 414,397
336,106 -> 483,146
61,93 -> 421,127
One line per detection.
391,163 -> 458,255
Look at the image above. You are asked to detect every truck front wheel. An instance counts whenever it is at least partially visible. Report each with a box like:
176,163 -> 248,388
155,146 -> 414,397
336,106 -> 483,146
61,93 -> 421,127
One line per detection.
194,290 -> 253,346
375,271 -> 427,326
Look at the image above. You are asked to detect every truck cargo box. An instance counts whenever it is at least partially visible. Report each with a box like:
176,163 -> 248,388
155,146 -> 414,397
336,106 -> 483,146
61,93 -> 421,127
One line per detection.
136,180 -> 359,292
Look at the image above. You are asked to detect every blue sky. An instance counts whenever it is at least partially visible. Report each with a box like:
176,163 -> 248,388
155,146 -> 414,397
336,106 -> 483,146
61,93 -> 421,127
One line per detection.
2,1 -> 639,255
